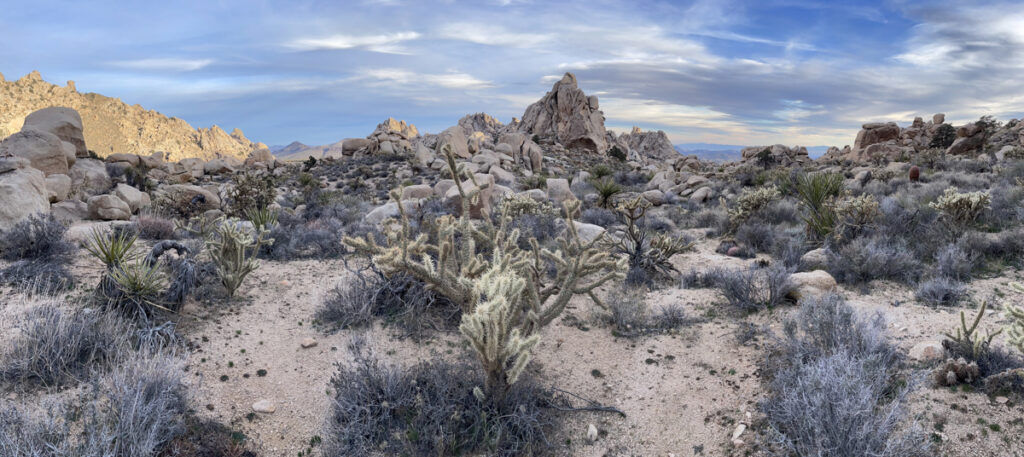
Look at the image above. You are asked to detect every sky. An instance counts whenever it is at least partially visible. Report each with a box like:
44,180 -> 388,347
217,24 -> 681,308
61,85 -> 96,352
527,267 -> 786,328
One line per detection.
1,0 -> 1023,148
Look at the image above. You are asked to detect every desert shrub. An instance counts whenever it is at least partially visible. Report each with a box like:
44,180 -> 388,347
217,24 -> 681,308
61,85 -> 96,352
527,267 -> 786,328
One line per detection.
771,229 -> 807,269
226,171 -> 276,216
613,170 -> 650,187
728,185 -> 781,230
317,269 -> 458,338
600,288 -> 693,337
520,174 -> 547,190
322,336 -> 552,457
713,263 -> 793,312
735,222 -> 776,252
0,344 -> 187,457
753,198 -> 800,225
589,164 -> 613,179
761,294 -> 929,457
930,123 -> 956,149
0,303 -> 130,388
827,235 -> 921,285
0,213 -> 73,261
137,212 -> 178,240
607,197 -> 693,286
933,243 -> 973,281
831,193 -> 880,242
508,212 -> 562,251
915,277 -> 968,307
679,267 -> 726,289
581,207 -> 618,227
690,206 -> 729,235
982,183 -> 1024,229
208,218 -> 272,297
0,260 -> 75,292
962,228 -> 1024,263
608,145 -> 626,161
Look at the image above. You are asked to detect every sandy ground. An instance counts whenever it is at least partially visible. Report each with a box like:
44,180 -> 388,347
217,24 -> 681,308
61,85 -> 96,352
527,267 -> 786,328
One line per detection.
4,226 -> 1024,456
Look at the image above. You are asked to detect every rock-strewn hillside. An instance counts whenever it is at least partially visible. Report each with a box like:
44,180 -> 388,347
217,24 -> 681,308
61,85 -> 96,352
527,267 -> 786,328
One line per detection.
0,71 -> 264,161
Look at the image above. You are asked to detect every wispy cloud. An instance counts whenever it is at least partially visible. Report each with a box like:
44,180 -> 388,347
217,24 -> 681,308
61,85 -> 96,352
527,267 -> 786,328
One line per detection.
353,68 -> 495,90
437,23 -> 551,47
286,31 -> 421,54
108,58 -> 214,72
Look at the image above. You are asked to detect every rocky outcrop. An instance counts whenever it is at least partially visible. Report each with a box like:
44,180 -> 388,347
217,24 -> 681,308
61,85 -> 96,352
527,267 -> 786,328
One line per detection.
853,122 -> 901,150
0,71 -> 261,161
740,144 -> 812,167
614,127 -> 679,162
947,122 -> 987,155
457,113 -> 503,140
0,129 -> 69,175
517,73 -> 607,153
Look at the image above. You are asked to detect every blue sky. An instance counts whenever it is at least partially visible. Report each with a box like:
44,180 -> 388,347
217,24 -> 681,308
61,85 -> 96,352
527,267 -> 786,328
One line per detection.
2,0 -> 1022,147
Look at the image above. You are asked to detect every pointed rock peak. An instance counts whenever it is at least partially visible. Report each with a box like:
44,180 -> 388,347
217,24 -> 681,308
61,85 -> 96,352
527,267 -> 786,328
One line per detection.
67,80 -> 76,92
209,125 -> 227,135
631,126 -> 642,135
557,72 -> 578,88
0,72 -> 5,83
230,127 -> 249,142
19,71 -> 43,83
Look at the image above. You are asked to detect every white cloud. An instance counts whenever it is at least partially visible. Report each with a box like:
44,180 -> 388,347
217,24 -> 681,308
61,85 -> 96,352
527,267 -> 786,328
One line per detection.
438,22 -> 551,47
109,58 -> 214,72
286,31 -> 421,54
353,68 -> 495,90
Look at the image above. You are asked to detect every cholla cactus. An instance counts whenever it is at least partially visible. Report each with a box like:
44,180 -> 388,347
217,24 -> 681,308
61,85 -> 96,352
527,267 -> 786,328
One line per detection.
1008,282 -> 1024,355
728,185 -> 781,230
943,300 -> 1002,361
831,193 -> 880,241
460,262 -> 540,401
345,149 -> 626,400
208,218 -> 273,297
497,192 -> 558,218
929,187 -> 990,232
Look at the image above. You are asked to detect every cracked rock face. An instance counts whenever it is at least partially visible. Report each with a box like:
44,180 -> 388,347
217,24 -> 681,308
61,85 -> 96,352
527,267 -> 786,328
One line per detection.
517,72 -> 608,153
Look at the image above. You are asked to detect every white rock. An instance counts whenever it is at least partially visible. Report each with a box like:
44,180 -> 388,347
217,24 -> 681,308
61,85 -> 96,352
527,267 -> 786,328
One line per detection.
252,399 -> 276,413
586,423 -> 598,442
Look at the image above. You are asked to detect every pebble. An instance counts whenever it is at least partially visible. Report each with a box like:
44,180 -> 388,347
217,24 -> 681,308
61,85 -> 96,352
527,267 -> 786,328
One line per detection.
300,338 -> 318,348
996,396 -> 1009,404
732,423 -> 746,440
252,399 -> 276,413
587,424 -> 598,442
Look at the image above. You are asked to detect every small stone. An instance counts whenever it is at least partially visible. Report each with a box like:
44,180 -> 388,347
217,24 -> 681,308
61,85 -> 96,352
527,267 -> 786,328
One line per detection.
732,423 -> 746,440
732,439 -> 745,448
252,399 -> 275,413
300,338 -> 318,349
996,396 -> 1009,404
586,423 -> 598,442
909,342 -> 944,362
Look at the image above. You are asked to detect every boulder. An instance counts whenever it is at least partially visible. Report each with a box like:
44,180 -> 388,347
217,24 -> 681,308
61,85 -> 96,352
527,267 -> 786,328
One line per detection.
414,142 -> 435,167
546,178 -> 576,205
853,122 -> 901,150
787,270 -> 838,301
799,248 -> 828,271
488,165 -> 515,187
69,158 -> 112,196
947,133 -> 985,156
51,200 -> 88,224
400,184 -> 433,200
114,183 -> 150,213
0,161 -> 50,232
44,174 -> 72,203
572,221 -> 606,243
435,126 -> 470,159
519,188 -> 547,202
204,158 -> 237,174
909,342 -> 944,363
0,129 -> 69,176
107,153 -> 141,166
641,189 -> 666,206
87,194 -> 131,221
179,158 -> 205,179
688,186 -> 712,204
21,107 -> 87,157
365,201 -> 419,225
933,113 -> 945,125
444,174 -> 494,218
342,138 -> 373,155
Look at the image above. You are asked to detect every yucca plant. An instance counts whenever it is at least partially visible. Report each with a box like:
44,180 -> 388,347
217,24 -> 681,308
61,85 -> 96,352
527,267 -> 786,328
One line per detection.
208,218 -> 273,297
84,228 -> 138,268
794,172 -> 844,244
244,207 -> 279,231
590,164 -> 613,179
107,259 -> 170,314
590,176 -> 623,208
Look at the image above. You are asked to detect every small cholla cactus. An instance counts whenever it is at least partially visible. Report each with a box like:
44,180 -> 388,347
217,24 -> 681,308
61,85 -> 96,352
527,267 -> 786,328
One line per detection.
928,187 -> 991,232
908,165 -> 920,182
728,185 -> 781,230
1008,282 -> 1024,355
934,357 -> 980,386
832,193 -> 880,241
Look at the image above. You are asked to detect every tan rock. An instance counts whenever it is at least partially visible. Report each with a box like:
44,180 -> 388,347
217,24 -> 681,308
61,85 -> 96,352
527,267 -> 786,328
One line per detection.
0,163 -> 49,232
44,173 -> 71,203
787,270 -> 837,301
0,129 -> 69,175
21,106 -> 87,157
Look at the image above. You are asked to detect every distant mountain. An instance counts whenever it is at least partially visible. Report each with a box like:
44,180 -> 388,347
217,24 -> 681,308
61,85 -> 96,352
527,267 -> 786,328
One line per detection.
0,70 -> 264,161
675,143 -> 831,162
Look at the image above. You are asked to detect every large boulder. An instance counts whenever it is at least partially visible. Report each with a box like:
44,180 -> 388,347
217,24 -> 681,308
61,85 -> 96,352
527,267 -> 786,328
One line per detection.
787,270 -> 838,301
114,183 -> 150,213
853,122 -> 901,150
435,126 -> 470,159
157,184 -> 221,212
444,174 -> 494,218
44,174 -> 72,203
517,73 -> 607,153
546,178 -> 576,205
0,158 -> 50,232
87,194 -> 131,221
51,200 -> 89,224
342,138 -> 373,155
21,107 -> 87,157
0,129 -> 69,175
69,158 -> 112,196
